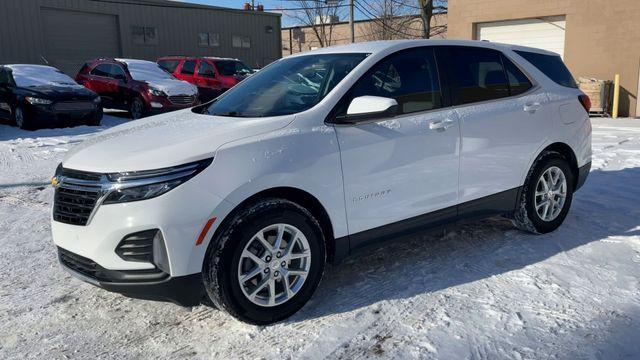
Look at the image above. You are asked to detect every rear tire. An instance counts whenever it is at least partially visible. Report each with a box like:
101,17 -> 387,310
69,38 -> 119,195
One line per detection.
513,151 -> 574,234
202,198 -> 326,325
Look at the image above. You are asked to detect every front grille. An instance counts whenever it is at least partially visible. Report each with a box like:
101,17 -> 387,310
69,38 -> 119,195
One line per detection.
53,168 -> 102,226
58,247 -> 166,283
54,101 -> 95,112
115,230 -> 157,262
168,95 -> 196,105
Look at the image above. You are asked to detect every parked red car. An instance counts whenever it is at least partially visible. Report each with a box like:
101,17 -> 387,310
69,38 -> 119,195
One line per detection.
157,57 -> 253,102
76,58 -> 198,119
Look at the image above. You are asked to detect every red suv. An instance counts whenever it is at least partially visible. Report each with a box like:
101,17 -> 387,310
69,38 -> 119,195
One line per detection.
157,57 -> 253,102
76,58 -> 199,119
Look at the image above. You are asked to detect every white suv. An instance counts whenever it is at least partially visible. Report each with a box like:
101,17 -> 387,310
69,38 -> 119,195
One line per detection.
51,40 -> 592,324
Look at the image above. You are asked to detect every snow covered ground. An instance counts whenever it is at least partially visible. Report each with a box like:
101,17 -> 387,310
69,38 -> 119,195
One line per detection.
1,116 -> 639,359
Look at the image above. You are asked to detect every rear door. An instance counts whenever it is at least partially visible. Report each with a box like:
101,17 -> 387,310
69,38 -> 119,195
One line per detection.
334,47 -> 460,242
442,46 -> 552,206
195,60 -> 222,100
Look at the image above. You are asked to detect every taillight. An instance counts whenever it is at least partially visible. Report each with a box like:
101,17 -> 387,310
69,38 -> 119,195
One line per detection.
578,94 -> 591,113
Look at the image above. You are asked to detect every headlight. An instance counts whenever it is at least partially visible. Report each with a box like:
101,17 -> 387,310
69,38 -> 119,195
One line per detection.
102,158 -> 212,204
25,97 -> 52,105
148,87 -> 167,97
93,97 -> 101,104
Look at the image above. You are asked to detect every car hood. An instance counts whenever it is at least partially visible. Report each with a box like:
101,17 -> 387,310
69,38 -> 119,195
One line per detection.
144,78 -> 197,96
18,85 -> 97,100
62,109 -> 294,173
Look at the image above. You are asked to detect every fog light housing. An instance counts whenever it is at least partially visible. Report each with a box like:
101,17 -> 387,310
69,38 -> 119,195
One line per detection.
115,229 -> 170,273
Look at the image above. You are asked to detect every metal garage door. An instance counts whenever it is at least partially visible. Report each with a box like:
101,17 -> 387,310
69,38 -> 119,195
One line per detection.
41,8 -> 121,75
477,16 -> 566,58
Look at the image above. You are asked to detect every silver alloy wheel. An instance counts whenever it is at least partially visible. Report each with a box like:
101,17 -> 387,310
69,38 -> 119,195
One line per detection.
131,99 -> 143,119
534,166 -> 567,222
15,107 -> 24,128
237,223 -> 312,307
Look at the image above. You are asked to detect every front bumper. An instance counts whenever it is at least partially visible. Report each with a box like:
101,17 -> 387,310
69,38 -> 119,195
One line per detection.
25,103 -> 101,126
58,247 -> 203,305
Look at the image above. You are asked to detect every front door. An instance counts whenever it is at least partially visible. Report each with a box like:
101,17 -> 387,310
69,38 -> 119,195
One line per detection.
0,69 -> 11,119
334,47 -> 460,245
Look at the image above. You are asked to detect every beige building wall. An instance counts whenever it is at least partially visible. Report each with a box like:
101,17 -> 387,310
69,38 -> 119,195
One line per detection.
448,0 -> 640,117
282,14 -> 447,56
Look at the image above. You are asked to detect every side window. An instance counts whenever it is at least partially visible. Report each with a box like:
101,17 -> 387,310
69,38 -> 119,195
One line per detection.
181,60 -> 196,75
90,64 -> 112,77
348,47 -> 442,115
158,60 -> 180,73
197,61 -> 216,78
514,50 -> 577,88
502,55 -> 532,96
449,47 -> 510,105
0,69 -> 9,85
110,65 -> 126,79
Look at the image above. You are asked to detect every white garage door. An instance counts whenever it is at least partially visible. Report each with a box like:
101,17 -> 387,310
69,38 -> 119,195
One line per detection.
477,16 -> 566,58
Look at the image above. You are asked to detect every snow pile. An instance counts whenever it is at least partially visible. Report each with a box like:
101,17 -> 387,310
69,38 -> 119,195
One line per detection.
0,117 -> 639,359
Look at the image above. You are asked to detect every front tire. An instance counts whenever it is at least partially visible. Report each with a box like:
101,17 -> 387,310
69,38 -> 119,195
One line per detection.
202,198 -> 326,325
129,97 -> 145,120
513,151 -> 574,234
13,106 -> 33,130
86,107 -> 103,126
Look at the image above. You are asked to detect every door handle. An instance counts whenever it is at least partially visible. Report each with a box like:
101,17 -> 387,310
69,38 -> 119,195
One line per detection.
523,102 -> 541,113
429,118 -> 454,131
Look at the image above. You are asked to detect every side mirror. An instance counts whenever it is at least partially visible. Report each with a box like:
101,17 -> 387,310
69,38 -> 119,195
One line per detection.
338,96 -> 399,124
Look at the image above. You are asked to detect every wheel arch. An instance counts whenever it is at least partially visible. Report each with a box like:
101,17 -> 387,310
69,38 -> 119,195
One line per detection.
539,142 -> 579,189
206,186 -> 338,263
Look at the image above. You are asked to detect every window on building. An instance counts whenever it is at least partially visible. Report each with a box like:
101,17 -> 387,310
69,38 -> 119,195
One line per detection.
515,50 -> 577,88
502,55 -> 533,96
181,60 -> 196,75
449,47 -> 510,105
198,33 -> 220,47
198,61 -> 216,78
347,47 -> 442,115
233,35 -> 250,48
132,26 -> 158,45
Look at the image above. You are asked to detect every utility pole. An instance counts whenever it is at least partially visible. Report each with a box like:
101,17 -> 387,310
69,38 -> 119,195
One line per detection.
349,0 -> 355,43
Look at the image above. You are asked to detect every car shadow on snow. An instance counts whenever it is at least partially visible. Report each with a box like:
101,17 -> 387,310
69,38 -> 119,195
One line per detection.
286,166 -> 640,323
0,114 -> 129,141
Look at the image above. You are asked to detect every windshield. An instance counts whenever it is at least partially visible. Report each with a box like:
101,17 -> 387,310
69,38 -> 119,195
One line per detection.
205,53 -> 367,117
10,66 -> 78,87
125,61 -> 174,81
216,60 -> 253,76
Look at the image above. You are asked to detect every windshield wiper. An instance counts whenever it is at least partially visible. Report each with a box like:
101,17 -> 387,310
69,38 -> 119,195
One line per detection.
213,111 -> 247,118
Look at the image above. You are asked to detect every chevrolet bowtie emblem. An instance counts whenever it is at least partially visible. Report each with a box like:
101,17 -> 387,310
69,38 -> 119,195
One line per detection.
51,176 -> 60,187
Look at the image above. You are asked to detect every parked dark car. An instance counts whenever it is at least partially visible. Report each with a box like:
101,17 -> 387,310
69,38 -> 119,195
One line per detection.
157,56 -> 253,102
0,65 -> 102,130
76,59 -> 198,119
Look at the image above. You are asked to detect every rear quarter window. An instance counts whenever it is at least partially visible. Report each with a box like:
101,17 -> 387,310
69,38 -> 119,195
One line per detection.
514,50 -> 577,88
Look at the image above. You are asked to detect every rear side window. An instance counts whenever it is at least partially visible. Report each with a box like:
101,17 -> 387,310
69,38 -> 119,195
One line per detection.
502,55 -> 533,96
90,64 -> 112,77
348,47 -> 442,114
514,50 -> 577,88
181,60 -> 196,75
198,61 -> 216,78
158,59 -> 180,73
448,47 -> 510,105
